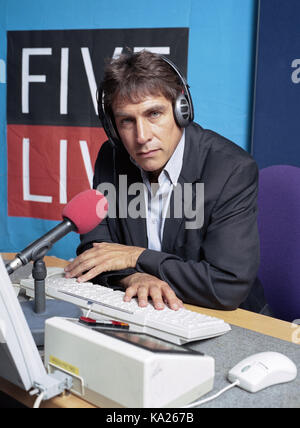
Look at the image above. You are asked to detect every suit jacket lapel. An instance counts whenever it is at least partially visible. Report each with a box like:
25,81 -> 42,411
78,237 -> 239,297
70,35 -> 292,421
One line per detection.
116,146 -> 148,248
162,124 -> 204,253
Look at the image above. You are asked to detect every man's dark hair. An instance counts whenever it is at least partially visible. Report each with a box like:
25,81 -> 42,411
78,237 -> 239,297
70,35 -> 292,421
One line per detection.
100,50 -> 184,112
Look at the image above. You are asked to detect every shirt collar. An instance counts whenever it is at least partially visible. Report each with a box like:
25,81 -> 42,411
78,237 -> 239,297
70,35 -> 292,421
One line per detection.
163,129 -> 185,186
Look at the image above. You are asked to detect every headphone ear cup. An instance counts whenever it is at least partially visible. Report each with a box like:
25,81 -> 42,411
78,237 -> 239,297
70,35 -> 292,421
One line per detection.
174,93 -> 191,128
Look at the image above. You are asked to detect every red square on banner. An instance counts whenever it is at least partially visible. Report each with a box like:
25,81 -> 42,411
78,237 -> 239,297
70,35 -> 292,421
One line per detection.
7,124 -> 107,220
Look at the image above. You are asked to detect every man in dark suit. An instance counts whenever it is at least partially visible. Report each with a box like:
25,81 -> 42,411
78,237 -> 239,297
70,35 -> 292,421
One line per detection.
65,50 -> 265,313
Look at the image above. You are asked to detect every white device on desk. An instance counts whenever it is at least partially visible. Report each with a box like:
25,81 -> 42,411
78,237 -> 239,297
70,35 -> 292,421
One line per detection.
44,317 -> 215,408
0,257 -> 72,407
21,275 -> 231,345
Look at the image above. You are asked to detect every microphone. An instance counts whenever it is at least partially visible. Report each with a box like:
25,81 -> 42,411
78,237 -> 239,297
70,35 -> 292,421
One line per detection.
6,189 -> 108,275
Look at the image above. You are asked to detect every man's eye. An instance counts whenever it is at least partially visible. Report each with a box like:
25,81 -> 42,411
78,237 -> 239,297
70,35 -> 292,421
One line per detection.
120,118 -> 133,126
150,111 -> 161,119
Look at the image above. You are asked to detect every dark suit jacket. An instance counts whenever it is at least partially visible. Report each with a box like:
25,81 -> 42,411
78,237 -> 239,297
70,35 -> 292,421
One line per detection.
78,122 -> 266,312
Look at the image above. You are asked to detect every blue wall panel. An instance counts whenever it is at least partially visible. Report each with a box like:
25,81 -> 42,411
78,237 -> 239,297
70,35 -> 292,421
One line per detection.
0,0 -> 257,260
189,0 -> 257,144
252,0 -> 300,169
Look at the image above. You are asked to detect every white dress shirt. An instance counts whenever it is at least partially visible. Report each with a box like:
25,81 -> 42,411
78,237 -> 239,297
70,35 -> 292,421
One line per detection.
134,131 -> 185,251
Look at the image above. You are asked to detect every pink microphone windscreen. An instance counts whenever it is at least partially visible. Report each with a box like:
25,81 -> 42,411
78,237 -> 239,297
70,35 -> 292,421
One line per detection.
62,189 -> 108,234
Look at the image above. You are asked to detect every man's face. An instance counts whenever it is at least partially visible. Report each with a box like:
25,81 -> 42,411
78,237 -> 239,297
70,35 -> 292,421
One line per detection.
112,94 -> 183,179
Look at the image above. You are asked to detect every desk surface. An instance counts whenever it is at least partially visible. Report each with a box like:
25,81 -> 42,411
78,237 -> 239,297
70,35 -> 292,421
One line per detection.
0,253 -> 298,408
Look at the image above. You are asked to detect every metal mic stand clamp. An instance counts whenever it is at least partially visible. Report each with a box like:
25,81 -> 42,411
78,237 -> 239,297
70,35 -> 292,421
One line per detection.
32,258 -> 47,314
20,247 -> 81,348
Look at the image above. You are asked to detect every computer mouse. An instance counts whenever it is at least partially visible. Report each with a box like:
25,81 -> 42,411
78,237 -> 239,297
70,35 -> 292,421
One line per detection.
227,351 -> 297,393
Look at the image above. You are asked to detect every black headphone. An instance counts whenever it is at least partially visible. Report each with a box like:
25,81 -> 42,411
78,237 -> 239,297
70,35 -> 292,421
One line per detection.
97,56 -> 194,145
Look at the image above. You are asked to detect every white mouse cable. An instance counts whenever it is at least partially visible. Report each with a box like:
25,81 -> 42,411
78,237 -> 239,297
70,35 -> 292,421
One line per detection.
33,391 -> 45,409
183,380 -> 240,408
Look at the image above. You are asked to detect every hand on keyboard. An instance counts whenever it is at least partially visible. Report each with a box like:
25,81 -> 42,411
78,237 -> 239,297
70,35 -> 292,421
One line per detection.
119,272 -> 184,311
64,242 -> 145,282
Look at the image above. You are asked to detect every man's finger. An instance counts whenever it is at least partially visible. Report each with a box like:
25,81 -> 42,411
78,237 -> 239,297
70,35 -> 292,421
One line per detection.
64,247 -> 98,275
161,286 -> 183,311
149,285 -> 165,310
123,284 -> 138,302
76,265 -> 104,283
136,285 -> 150,308
65,256 -> 97,278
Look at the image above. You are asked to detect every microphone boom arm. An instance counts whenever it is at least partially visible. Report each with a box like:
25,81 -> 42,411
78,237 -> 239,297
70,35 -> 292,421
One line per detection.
6,218 -> 76,275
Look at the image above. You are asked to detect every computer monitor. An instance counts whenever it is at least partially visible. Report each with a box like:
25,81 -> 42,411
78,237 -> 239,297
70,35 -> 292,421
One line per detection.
0,256 -> 66,397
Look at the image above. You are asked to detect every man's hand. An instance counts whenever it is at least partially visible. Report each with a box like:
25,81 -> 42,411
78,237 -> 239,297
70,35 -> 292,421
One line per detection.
119,272 -> 184,311
64,242 -> 145,282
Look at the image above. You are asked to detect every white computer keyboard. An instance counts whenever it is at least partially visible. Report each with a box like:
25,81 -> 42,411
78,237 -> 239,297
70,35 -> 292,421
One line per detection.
20,276 -> 231,345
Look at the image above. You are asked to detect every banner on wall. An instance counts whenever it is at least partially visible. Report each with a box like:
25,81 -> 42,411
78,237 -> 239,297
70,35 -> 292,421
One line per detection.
252,0 -> 300,169
7,27 -> 189,220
